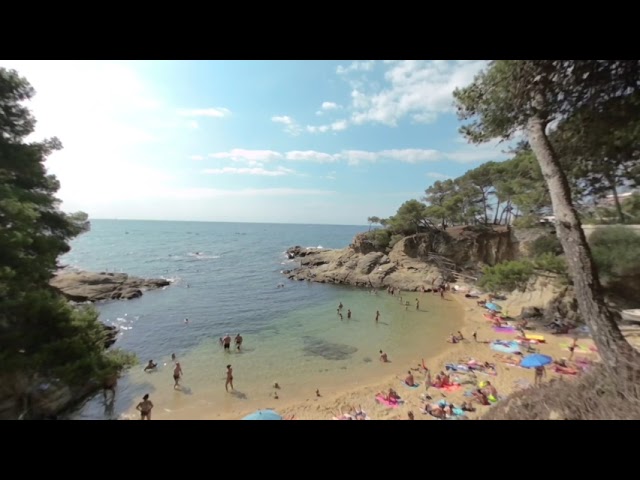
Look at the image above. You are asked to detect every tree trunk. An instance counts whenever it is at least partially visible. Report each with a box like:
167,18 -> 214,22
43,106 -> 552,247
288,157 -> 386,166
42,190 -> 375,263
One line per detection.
527,116 -> 640,370
493,199 -> 501,224
607,178 -> 625,224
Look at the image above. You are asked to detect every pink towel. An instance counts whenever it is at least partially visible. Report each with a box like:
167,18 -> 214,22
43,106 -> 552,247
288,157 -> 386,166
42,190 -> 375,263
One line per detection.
433,384 -> 462,392
375,394 -> 401,408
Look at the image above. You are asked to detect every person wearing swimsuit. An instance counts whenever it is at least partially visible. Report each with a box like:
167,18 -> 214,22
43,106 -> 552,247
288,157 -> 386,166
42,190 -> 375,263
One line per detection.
225,364 -> 234,392
173,362 -> 183,389
223,334 -> 231,351
136,394 -> 154,420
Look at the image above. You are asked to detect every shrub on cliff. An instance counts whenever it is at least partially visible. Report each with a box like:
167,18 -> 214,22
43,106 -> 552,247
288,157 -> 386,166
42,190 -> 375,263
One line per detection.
365,229 -> 391,250
590,227 -> 640,279
530,234 -> 563,257
477,260 -> 535,292
0,68 -> 135,399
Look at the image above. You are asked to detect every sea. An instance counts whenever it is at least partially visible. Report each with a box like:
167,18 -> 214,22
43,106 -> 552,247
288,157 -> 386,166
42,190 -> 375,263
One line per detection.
64,219 -> 462,420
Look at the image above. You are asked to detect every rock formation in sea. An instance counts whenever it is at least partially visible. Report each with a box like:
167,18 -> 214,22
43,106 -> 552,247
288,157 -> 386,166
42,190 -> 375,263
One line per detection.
50,269 -> 172,302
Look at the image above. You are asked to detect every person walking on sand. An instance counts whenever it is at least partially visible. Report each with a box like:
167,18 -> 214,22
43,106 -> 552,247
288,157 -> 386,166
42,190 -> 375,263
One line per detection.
472,331 -> 477,342
375,310 -> 380,323
568,338 -> 578,361
136,394 -> 154,420
225,364 -> 234,392
379,350 -> 388,362
173,362 -> 183,389
534,365 -> 546,386
235,333 -> 243,351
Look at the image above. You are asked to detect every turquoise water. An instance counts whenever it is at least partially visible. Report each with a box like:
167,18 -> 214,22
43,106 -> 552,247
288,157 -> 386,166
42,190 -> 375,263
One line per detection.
64,220 -> 461,419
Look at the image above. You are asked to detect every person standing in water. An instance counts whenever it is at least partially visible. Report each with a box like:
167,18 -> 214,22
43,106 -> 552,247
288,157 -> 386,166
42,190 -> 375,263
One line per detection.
415,298 -> 420,310
235,334 -> 243,351
136,394 -> 154,420
173,362 -> 183,389
347,309 -> 351,319
223,334 -> 232,351
375,310 -> 380,323
225,364 -> 234,392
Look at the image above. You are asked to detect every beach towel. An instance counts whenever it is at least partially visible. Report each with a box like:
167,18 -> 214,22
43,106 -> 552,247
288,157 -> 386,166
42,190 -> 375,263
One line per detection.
433,383 -> 462,392
401,380 -> 421,389
490,340 -> 521,354
446,363 -> 471,373
493,326 -> 516,333
553,366 -> 579,375
375,394 -> 402,408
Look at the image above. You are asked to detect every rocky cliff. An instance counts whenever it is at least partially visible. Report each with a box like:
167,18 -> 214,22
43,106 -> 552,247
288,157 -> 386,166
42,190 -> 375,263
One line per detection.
283,226 -> 516,291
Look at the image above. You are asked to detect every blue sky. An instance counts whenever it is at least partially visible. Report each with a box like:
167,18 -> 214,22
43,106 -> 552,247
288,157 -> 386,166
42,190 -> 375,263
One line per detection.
0,60 -> 512,225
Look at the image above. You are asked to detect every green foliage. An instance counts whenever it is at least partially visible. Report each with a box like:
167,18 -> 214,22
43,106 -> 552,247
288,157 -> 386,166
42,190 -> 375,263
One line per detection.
530,234 -> 563,257
387,199 -> 433,235
477,260 -> 535,292
513,216 -> 542,228
590,227 -> 640,279
365,228 -> 391,250
389,234 -> 404,249
533,252 -> 567,276
0,67 -> 133,389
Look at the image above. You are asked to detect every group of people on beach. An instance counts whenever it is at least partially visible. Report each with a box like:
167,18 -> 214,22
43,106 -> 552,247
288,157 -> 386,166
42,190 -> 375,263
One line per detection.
136,332 -> 244,419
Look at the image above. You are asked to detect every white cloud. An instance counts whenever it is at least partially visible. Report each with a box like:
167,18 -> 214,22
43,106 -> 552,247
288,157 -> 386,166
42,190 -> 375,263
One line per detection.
341,60 -> 488,127
207,145 -> 507,167
203,166 -> 296,176
178,107 -> 231,118
190,155 -> 205,161
426,172 -> 451,180
324,170 -> 337,180
208,149 -> 283,163
283,151 -> 336,163
271,115 -> 302,135
306,119 -> 349,133
336,61 -> 376,75
321,101 -> 340,110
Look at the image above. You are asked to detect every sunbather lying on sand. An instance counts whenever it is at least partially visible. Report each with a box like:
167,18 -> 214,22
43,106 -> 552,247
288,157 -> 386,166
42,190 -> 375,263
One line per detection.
377,388 -> 401,402
472,389 -> 491,406
493,353 -> 522,366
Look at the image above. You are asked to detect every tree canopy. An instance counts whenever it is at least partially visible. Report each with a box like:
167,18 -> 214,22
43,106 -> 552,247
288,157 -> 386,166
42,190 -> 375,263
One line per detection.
0,67 -> 133,400
452,60 -> 640,370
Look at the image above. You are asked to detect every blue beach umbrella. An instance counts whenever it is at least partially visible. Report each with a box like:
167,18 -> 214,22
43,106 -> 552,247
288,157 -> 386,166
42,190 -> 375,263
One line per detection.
242,409 -> 283,420
520,354 -> 553,369
485,302 -> 502,312
490,340 -> 521,354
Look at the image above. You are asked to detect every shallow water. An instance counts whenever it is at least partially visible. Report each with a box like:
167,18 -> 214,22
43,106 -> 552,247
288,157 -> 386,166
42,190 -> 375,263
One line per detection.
63,220 -> 462,419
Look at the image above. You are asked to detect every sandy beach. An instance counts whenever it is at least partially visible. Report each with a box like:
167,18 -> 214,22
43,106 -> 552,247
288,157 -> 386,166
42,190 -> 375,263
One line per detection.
231,290 -> 600,421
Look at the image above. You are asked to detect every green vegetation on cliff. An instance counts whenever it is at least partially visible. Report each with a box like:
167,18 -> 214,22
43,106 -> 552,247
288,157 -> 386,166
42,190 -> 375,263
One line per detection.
0,67 -> 135,405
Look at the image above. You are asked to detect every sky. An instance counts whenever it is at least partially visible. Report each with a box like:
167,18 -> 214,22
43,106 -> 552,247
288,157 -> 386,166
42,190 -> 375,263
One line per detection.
0,60 -> 514,225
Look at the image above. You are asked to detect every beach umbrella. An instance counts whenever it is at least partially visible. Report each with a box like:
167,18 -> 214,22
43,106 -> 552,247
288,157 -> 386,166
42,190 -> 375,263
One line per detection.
490,340 -> 521,354
520,354 -> 553,369
242,409 -> 283,420
485,302 -> 502,312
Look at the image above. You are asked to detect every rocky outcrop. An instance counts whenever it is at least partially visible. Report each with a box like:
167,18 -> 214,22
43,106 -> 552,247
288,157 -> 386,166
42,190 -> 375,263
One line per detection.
50,269 -> 172,302
283,226 -> 515,291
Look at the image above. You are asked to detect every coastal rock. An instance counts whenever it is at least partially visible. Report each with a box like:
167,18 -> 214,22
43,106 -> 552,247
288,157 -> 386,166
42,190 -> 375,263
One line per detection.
284,226 -> 514,291
50,269 -> 172,303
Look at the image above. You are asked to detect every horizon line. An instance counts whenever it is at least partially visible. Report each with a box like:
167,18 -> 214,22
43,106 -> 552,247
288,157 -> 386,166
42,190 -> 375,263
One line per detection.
89,218 -> 370,228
